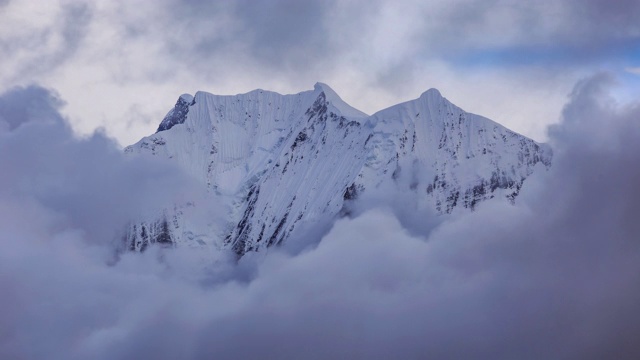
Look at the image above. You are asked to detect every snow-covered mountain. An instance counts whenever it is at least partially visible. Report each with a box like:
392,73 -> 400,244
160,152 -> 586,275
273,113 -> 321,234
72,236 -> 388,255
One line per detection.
124,83 -> 551,256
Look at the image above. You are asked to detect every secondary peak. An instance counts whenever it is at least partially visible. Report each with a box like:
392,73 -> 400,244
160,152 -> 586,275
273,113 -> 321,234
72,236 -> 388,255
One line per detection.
313,82 -> 368,119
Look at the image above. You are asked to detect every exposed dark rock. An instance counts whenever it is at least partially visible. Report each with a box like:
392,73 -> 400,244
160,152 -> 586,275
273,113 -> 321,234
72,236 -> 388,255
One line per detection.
156,96 -> 192,132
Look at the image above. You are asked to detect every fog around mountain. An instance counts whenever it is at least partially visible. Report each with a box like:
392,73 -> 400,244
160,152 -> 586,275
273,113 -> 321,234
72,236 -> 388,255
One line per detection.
1,73 -> 640,359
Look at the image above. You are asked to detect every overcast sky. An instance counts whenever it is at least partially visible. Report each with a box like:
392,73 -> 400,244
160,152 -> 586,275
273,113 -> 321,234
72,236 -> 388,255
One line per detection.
1,0 -> 639,145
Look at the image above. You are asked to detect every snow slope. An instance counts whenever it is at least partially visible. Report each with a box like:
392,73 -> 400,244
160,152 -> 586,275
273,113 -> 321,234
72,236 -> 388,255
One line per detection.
356,88 -> 551,213
124,84 -> 551,256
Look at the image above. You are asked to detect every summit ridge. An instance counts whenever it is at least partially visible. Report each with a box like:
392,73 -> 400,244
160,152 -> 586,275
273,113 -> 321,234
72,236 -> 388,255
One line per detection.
124,83 -> 551,256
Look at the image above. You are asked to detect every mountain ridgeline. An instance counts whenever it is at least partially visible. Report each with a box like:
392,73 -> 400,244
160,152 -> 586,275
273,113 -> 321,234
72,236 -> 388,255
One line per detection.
124,83 -> 552,257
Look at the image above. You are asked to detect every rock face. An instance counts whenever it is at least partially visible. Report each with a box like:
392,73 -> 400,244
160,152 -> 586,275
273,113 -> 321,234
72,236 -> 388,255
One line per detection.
124,83 -> 551,256
156,94 -> 194,132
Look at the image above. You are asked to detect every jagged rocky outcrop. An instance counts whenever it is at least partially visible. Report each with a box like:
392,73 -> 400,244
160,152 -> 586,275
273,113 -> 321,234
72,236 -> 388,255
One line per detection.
156,94 -> 194,132
124,83 -> 551,256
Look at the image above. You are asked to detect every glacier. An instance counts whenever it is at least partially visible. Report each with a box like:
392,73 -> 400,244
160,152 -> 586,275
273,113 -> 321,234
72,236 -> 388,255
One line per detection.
124,83 -> 551,257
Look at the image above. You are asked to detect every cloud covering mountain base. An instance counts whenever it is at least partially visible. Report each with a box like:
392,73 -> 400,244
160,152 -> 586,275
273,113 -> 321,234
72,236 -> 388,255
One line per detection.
1,74 -> 640,359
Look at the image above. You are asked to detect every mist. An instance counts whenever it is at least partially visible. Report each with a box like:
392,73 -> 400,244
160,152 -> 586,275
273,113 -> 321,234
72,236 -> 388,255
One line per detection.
1,74 -> 640,359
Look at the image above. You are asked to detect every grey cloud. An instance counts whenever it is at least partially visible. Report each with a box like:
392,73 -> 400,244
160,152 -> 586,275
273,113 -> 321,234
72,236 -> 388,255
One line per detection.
154,0 -> 334,76
323,0 -> 640,76
191,73 -> 640,359
4,1 -> 636,96
0,85 -> 206,251
573,0 -> 640,39
2,74 -> 640,359
0,3 -> 93,83
58,3 -> 93,53
0,85 -> 65,131
5,0 -> 631,121
433,0 -> 640,66
231,0 -> 332,66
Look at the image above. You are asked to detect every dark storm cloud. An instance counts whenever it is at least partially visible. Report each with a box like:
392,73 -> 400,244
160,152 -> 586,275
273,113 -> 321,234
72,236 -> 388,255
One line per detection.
1,74 -> 640,359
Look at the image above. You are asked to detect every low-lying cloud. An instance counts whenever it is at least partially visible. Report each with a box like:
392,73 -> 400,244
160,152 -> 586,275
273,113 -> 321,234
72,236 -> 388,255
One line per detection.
1,74 -> 640,359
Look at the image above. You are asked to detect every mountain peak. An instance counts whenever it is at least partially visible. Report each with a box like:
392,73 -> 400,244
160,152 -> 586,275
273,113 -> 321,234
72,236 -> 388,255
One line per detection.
420,88 -> 443,100
128,83 -> 552,257
179,93 -> 194,103
313,82 -> 368,119
156,94 -> 193,132
313,82 -> 334,93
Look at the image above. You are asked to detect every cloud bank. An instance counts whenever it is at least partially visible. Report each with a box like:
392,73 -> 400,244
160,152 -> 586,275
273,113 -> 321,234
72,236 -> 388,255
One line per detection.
1,73 -> 639,359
